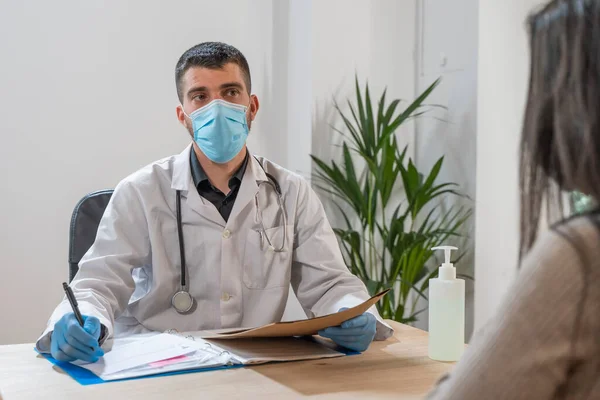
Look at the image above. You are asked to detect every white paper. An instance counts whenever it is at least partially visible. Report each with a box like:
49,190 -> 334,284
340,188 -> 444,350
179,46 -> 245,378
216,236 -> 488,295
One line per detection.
97,351 -> 234,381
78,333 -> 204,377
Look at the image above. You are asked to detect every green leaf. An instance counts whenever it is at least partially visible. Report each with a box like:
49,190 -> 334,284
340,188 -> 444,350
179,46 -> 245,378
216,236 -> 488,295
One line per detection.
423,157 -> 444,191
355,76 -> 367,146
417,207 -> 438,235
376,88 -> 388,139
364,82 -> 376,155
342,143 -> 357,181
335,101 -> 365,153
365,279 -> 381,296
378,138 -> 399,207
382,99 -> 401,128
379,78 -> 441,148
396,145 -> 408,165
392,78 -> 441,129
332,202 -> 354,230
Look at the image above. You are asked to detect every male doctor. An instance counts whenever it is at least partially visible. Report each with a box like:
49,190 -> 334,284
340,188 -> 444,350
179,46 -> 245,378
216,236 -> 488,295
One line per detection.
37,42 -> 393,363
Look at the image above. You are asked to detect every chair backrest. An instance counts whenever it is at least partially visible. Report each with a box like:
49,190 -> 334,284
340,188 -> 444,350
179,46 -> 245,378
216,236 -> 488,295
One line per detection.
68,190 -> 113,282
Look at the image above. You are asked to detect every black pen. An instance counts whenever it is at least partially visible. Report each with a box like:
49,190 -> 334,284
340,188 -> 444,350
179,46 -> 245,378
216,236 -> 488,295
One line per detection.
62,282 -> 85,327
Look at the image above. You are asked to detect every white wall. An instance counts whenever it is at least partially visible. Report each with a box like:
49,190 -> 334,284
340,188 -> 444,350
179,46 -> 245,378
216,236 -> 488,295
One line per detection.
474,0 -> 545,330
414,0 -> 479,339
0,0 -> 287,345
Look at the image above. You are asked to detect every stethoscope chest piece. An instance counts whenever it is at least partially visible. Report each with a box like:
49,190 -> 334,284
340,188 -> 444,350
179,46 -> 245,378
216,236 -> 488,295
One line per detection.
172,290 -> 194,314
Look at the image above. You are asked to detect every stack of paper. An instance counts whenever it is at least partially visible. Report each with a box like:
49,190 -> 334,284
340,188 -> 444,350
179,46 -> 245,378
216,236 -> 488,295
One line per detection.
75,333 -> 231,381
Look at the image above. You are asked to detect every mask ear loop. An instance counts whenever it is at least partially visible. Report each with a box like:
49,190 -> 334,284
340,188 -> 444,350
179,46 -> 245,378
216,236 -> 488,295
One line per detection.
180,104 -> 191,119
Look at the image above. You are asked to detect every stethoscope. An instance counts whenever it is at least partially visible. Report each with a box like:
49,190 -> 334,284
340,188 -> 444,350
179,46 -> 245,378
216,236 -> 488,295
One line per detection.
171,159 -> 287,314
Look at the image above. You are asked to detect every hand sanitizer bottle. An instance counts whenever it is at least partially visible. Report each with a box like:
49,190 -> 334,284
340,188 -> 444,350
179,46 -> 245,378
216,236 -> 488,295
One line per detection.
428,246 -> 465,362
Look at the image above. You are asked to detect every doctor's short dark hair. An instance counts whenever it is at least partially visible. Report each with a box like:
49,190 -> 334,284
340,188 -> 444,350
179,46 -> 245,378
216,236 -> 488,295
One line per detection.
175,42 -> 252,103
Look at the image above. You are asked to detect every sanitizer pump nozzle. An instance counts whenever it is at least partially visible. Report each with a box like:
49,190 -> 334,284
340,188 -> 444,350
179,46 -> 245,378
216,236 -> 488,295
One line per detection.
432,246 -> 458,280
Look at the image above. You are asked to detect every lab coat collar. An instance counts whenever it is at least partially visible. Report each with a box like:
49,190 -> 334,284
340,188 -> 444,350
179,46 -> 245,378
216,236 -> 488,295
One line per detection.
171,144 -> 194,192
170,143 -> 268,228
171,144 -> 267,191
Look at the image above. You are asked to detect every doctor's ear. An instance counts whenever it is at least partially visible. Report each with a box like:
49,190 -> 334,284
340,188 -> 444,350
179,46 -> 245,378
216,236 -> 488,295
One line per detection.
176,105 -> 193,138
249,94 -> 260,121
176,105 -> 188,126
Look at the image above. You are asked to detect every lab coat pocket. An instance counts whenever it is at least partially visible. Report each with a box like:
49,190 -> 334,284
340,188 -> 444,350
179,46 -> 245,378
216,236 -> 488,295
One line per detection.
243,225 -> 293,290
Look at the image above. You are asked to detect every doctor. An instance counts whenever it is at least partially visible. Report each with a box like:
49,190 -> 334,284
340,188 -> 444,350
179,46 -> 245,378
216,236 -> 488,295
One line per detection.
37,42 -> 393,363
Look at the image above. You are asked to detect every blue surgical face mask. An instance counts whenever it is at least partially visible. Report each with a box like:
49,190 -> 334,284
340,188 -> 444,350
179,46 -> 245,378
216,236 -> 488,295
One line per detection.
184,99 -> 249,164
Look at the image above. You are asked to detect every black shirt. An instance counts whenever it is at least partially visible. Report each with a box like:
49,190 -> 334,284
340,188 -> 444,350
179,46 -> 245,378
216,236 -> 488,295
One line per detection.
189,150 -> 249,222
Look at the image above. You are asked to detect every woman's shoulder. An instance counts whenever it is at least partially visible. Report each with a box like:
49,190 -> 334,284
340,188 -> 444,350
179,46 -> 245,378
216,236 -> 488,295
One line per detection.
542,214 -> 600,257
525,214 -> 600,280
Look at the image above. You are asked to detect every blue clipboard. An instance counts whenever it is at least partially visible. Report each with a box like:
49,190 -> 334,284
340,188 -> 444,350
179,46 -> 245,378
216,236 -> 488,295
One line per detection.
38,347 -> 358,386
38,351 -> 245,385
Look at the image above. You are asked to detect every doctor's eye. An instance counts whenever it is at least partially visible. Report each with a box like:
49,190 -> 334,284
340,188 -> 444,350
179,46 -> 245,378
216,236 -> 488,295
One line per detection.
224,88 -> 240,97
192,94 -> 208,102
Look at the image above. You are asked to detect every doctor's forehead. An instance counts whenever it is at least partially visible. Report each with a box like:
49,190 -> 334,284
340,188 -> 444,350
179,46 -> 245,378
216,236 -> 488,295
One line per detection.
182,64 -> 247,94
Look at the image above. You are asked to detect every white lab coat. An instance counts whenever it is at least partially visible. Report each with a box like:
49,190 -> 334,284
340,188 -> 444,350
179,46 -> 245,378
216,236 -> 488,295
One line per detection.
37,145 -> 393,352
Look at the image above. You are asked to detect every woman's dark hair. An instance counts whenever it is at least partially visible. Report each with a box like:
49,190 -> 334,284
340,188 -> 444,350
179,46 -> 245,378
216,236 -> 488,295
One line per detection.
520,0 -> 600,261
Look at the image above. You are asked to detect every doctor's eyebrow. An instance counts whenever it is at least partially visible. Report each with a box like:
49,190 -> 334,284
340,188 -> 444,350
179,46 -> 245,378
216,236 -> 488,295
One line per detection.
186,86 -> 208,98
218,82 -> 244,91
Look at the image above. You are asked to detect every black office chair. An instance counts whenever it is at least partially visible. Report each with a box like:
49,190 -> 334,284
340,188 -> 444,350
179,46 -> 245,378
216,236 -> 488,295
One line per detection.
68,190 -> 113,282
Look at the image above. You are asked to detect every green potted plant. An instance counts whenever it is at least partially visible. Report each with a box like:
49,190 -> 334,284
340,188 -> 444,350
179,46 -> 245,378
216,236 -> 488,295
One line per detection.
311,78 -> 472,324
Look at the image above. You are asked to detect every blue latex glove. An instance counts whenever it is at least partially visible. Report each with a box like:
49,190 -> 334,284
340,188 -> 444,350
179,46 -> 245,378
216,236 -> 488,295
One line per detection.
50,313 -> 104,363
318,308 -> 377,352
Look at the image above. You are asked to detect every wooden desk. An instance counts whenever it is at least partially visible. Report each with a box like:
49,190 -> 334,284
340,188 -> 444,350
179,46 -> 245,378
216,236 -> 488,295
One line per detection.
0,321 -> 453,400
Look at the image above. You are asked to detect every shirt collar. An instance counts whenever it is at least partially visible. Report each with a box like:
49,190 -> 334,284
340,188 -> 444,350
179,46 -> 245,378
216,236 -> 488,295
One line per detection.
189,148 -> 249,190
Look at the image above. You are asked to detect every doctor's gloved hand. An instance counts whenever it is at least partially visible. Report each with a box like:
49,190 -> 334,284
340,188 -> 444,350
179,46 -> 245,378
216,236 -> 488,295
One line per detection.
51,313 -> 104,363
318,309 -> 377,352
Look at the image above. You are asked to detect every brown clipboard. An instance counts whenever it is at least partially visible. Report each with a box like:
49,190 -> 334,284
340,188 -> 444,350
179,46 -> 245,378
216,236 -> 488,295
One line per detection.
201,289 -> 390,340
